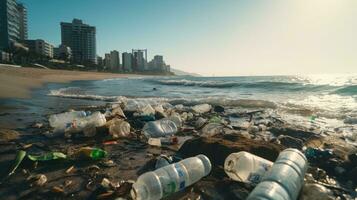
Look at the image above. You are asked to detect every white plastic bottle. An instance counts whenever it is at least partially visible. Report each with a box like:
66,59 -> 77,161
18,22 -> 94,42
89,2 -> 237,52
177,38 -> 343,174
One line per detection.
108,119 -> 131,138
131,154 -> 212,200
224,151 -> 273,184
49,111 -> 87,132
143,119 -> 178,138
247,148 -> 308,200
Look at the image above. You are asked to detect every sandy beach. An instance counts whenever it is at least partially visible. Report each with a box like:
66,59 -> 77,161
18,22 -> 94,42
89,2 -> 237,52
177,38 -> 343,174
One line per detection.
0,65 -> 133,99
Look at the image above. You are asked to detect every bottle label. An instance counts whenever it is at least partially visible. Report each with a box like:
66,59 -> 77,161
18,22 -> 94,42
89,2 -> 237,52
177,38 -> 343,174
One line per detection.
174,164 -> 186,190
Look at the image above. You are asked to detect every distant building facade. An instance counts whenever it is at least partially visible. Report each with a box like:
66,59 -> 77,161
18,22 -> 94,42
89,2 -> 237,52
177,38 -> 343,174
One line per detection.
96,55 -> 103,66
60,19 -> 96,64
0,50 -> 10,62
0,0 -> 27,50
25,39 -> 54,58
132,49 -> 147,71
122,52 -> 133,72
148,55 -> 171,72
109,50 -> 120,71
53,44 -> 71,60
104,53 -> 111,69
16,3 -> 27,41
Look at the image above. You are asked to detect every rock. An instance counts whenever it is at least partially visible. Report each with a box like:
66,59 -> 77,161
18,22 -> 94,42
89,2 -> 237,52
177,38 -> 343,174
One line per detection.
213,105 -> 225,113
277,135 -> 304,149
0,129 -> 20,141
248,125 -> 259,134
300,183 -> 334,200
177,134 -> 283,166
269,126 -> 316,141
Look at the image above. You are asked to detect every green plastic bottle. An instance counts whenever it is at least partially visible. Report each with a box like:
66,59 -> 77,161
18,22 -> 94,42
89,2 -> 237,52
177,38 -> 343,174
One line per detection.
78,147 -> 107,160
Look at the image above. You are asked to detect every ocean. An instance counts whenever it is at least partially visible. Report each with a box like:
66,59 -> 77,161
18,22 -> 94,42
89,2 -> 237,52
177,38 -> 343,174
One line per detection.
0,74 -> 356,138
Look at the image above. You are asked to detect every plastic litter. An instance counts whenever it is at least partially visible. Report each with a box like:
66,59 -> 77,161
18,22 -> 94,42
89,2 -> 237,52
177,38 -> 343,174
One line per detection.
155,155 -> 173,169
164,113 -> 182,128
247,148 -> 308,200
304,147 -> 333,162
192,104 -> 212,114
7,150 -> 26,178
142,119 -> 178,138
224,151 -> 273,184
49,111 -> 87,133
201,123 -> 224,137
64,111 -> 106,138
28,152 -> 67,161
111,106 -> 126,118
131,154 -> 211,200
195,117 -> 207,129
76,147 -> 107,160
147,136 -> 178,147
108,119 -> 131,138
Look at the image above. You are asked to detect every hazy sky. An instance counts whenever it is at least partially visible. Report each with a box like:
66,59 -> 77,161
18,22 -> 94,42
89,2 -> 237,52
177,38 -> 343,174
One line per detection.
23,0 -> 357,76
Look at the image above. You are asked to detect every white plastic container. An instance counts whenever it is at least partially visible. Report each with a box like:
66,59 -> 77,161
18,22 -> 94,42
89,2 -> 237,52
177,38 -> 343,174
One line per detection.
143,119 -> 178,138
165,113 -> 182,128
247,148 -> 308,200
131,154 -> 211,200
49,111 -> 87,133
224,151 -> 273,184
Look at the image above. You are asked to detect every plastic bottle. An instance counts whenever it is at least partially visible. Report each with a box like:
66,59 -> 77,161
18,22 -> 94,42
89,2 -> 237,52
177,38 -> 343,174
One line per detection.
76,147 -> 107,160
64,112 -> 106,138
131,154 -> 211,200
49,111 -> 87,132
109,119 -> 131,138
165,113 -> 182,128
148,136 -> 178,147
201,123 -> 224,137
247,148 -> 308,200
143,119 -> 178,138
224,151 -> 273,184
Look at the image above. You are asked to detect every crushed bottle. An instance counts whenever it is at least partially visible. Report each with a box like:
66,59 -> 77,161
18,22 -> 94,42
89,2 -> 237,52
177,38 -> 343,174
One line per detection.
131,154 -> 211,200
142,119 -> 178,138
64,111 -> 106,138
49,111 -> 87,133
224,151 -> 273,184
108,119 -> 131,138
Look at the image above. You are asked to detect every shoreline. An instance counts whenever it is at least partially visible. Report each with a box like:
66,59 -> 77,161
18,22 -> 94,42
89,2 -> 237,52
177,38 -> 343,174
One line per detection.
0,65 -> 138,99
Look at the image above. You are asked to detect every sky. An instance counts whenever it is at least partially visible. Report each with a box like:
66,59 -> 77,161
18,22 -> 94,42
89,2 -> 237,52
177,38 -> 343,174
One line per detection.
22,0 -> 357,76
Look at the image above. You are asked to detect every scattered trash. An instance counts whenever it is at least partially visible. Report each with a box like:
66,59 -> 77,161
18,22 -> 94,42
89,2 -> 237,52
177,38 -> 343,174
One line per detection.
195,117 -> 207,129
111,106 -> 126,118
5,150 -> 26,179
208,116 -> 222,124
28,174 -> 47,187
64,111 -> 106,138
247,148 -> 308,200
304,147 -> 333,162
154,155 -> 173,169
65,165 -> 75,174
131,154 -> 211,200
224,151 -> 273,184
201,123 -> 224,137
75,147 -> 107,160
147,136 -> 178,147
109,119 -> 131,138
28,152 -> 67,161
165,113 -> 182,128
142,119 -> 177,138
49,111 -> 87,133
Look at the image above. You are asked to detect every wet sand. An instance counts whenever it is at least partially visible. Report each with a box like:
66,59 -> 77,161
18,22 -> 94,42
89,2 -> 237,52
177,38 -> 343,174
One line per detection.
0,65 -> 135,99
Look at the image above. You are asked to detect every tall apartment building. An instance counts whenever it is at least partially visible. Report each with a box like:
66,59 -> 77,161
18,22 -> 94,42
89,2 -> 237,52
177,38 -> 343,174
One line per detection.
122,52 -> 133,72
16,3 -> 27,41
110,50 -> 120,71
0,0 -> 23,50
132,49 -> 147,71
25,39 -> 54,58
104,53 -> 111,69
61,19 -> 96,64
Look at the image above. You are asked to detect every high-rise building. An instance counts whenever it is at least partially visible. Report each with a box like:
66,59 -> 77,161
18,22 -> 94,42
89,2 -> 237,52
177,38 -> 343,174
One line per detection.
0,0 -> 20,50
25,39 -> 54,58
16,3 -> 27,41
122,52 -> 133,72
104,53 -> 111,69
110,50 -> 120,71
61,19 -> 96,64
132,49 -> 147,71
53,44 -> 72,60
148,55 -> 171,72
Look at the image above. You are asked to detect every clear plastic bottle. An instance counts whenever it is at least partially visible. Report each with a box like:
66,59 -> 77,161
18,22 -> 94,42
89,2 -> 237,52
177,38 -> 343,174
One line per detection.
224,151 -> 273,184
131,154 -> 211,200
49,111 -> 87,132
201,123 -> 224,137
64,112 -> 106,137
247,148 -> 308,200
165,113 -> 182,128
143,119 -> 178,138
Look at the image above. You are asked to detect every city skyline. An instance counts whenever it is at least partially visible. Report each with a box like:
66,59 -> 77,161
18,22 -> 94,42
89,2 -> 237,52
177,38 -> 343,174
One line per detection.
21,0 -> 357,76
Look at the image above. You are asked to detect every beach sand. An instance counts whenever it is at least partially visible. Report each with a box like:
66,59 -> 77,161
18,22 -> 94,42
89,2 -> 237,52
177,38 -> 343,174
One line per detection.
0,65 -> 133,99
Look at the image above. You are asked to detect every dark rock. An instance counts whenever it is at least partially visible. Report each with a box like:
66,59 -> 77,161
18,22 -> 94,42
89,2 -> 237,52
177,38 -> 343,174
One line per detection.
177,134 -> 283,166
348,153 -> 357,167
213,105 -> 225,113
277,135 -> 304,149
269,126 -> 316,141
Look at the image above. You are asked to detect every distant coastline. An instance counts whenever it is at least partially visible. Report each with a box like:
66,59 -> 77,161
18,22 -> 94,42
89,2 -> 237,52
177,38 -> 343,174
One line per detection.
0,65 -> 139,99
